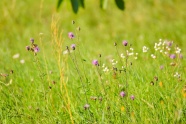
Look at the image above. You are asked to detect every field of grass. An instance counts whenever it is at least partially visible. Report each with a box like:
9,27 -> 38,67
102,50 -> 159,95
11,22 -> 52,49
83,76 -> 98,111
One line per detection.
0,0 -> 186,123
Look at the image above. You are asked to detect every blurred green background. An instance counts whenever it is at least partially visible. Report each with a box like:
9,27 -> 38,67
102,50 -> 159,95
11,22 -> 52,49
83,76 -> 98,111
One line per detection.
0,0 -> 185,67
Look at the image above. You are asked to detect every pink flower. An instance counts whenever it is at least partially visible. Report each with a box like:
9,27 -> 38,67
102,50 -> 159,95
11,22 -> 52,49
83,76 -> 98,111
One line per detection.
68,32 -> 75,39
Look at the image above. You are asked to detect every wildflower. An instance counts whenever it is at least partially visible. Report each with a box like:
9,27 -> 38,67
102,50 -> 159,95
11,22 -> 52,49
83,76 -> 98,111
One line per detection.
150,81 -> 154,85
165,41 -> 173,47
174,72 -> 181,78
90,96 -> 97,101
103,67 -> 109,72
84,104 -> 90,110
26,46 -> 30,51
159,82 -> 163,87
120,91 -> 126,98
130,95 -> 135,100
13,53 -> 20,59
34,46 -> 40,53
71,44 -> 76,50
30,38 -> 34,44
175,47 -> 181,54
160,65 -> 164,70
92,60 -> 99,66
120,53 -> 125,58
121,106 -> 125,111
179,54 -> 183,59
20,59 -> 25,64
151,54 -> 156,59
154,76 -> 158,81
143,46 -> 149,52
68,32 -> 75,39
169,54 -> 176,59
122,40 -> 128,46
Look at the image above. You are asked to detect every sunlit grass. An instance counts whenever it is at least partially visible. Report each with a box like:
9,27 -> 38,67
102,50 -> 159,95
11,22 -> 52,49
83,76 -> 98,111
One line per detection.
0,0 -> 186,123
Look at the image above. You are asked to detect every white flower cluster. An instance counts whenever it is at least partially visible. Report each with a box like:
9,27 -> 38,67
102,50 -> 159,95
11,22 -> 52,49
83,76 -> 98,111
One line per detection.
102,64 -> 109,72
111,59 -> 118,66
174,72 -> 181,78
125,47 -> 138,59
154,39 -> 173,55
143,46 -> 149,53
175,47 -> 181,54
151,54 -> 156,59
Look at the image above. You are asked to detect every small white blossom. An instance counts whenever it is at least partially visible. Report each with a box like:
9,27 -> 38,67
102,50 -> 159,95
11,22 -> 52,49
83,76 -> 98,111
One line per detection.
120,53 -> 125,58
174,72 -> 181,78
13,53 -> 20,59
143,46 -> 149,53
151,54 -> 156,59
175,47 -> 181,54
20,59 -> 25,64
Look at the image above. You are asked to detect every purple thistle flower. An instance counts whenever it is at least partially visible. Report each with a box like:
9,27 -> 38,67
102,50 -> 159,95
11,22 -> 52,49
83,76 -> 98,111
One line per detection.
122,40 -> 128,46
30,38 -> 34,44
68,32 -> 75,39
120,91 -> 126,98
34,46 -> 40,53
84,104 -> 90,110
169,54 -> 176,59
130,95 -> 135,100
71,44 -> 76,50
166,41 -> 172,47
26,46 -> 30,51
92,60 -> 99,66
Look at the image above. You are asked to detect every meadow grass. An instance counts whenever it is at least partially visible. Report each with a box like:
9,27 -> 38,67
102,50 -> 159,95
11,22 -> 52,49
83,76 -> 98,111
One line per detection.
0,0 -> 186,123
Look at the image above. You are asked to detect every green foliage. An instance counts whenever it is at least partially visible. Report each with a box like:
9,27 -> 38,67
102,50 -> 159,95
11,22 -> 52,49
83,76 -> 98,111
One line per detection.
57,0 -> 125,13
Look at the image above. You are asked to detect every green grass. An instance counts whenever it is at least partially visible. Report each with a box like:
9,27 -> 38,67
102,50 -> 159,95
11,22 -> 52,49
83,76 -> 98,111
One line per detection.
0,0 -> 186,123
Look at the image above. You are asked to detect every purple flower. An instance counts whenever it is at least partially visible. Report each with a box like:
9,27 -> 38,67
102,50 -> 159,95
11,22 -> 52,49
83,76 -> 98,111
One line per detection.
84,104 -> 90,110
122,40 -> 128,46
26,46 -> 30,51
160,65 -> 164,70
179,54 -> 183,59
34,46 -> 40,53
166,41 -> 172,47
68,32 -> 75,39
169,54 -> 176,59
130,95 -> 135,100
92,60 -> 99,66
71,44 -> 76,50
30,38 -> 34,44
120,91 -> 126,98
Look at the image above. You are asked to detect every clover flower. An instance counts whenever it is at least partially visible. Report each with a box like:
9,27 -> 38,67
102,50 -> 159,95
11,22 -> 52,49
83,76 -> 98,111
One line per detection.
92,60 -> 99,66
71,44 -> 76,50
122,40 -> 128,46
84,104 -> 90,110
120,91 -> 126,98
68,32 -> 75,39
174,72 -> 181,78
130,95 -> 135,100
34,46 -> 40,53
169,54 -> 176,59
